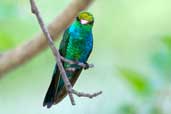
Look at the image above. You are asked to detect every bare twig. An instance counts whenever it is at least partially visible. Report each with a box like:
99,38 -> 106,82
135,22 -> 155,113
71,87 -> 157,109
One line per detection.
30,0 -> 75,105
72,89 -> 102,98
30,0 -> 101,106
0,0 -> 93,77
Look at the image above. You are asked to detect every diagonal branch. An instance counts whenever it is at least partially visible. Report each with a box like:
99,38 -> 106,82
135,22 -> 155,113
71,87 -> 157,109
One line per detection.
0,0 -> 93,77
30,0 -> 75,105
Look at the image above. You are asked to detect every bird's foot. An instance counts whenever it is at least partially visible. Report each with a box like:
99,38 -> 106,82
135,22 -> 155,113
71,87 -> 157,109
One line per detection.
84,62 -> 90,70
72,60 -> 91,70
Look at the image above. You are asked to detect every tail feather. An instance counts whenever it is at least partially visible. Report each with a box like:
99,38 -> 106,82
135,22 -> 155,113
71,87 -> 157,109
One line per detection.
43,64 -> 60,108
43,64 -> 83,108
54,68 -> 82,104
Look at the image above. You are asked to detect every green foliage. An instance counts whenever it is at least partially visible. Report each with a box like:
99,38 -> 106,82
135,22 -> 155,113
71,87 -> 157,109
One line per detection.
152,36 -> 171,80
117,104 -> 137,114
149,106 -> 162,114
0,32 -> 15,51
162,36 -> 171,49
0,1 -> 18,20
118,67 -> 152,96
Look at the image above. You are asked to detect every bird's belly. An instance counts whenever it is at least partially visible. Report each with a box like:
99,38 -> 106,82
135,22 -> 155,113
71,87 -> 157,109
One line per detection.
65,40 -> 90,62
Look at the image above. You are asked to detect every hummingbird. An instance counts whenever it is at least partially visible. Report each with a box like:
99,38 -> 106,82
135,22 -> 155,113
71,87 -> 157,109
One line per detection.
43,12 -> 94,108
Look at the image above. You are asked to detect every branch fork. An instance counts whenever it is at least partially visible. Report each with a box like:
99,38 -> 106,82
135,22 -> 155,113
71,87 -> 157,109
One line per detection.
30,0 -> 102,105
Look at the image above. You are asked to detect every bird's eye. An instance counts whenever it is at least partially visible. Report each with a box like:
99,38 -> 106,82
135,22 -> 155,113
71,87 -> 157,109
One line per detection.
76,17 -> 80,21
88,21 -> 94,25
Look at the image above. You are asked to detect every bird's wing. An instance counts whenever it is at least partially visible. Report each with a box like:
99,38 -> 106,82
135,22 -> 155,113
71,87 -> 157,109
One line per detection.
53,28 -> 70,98
43,64 -> 60,108
59,28 -> 70,56
54,69 -> 82,104
53,29 -> 84,104
43,29 -> 70,108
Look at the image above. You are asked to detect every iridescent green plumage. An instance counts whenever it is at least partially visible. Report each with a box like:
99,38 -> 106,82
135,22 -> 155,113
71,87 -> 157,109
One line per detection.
43,12 -> 94,108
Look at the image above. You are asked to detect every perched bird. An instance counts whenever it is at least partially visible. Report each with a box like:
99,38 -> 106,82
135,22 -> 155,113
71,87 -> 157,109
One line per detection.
43,12 -> 94,108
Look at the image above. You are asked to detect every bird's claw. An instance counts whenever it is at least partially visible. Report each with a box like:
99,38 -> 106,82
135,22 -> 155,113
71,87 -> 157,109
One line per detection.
84,62 -> 89,70
73,60 -> 90,70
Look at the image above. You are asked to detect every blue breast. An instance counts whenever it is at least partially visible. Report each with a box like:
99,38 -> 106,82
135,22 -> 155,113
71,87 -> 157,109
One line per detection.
66,25 -> 93,62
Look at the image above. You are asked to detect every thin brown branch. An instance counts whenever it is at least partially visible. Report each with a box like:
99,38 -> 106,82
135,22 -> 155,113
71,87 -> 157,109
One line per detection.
30,0 -> 75,105
0,0 -> 93,77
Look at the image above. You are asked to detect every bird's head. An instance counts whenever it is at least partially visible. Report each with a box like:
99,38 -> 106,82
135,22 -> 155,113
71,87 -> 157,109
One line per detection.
76,12 -> 94,26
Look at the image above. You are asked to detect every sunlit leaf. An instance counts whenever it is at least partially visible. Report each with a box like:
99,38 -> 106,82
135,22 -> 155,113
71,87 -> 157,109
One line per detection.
118,67 -> 152,95
162,36 -> 171,49
0,32 -> 15,51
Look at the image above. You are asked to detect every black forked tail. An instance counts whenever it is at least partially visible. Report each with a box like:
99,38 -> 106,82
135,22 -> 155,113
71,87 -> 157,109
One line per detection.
43,64 -> 59,108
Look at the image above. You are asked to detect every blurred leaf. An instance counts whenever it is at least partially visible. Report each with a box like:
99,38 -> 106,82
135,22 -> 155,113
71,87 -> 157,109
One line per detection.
0,1 -> 18,20
118,67 -> 152,95
117,104 -> 137,114
152,52 -> 171,79
162,36 -> 171,49
152,36 -> 171,80
149,106 -> 162,114
0,32 -> 15,51
0,19 -> 39,46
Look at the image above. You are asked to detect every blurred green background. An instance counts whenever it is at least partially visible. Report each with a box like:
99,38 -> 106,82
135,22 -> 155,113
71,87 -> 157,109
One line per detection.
0,0 -> 171,114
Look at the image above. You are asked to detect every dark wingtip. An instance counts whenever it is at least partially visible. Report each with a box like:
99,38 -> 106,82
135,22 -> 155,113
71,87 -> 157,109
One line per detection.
47,103 -> 53,108
43,102 -> 53,108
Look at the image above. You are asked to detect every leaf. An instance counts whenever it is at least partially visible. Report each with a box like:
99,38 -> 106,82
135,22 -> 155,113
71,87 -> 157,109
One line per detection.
0,1 -> 18,20
151,36 -> 171,80
162,36 -> 171,49
118,67 -> 152,95
149,106 -> 162,114
117,104 -> 137,114
0,32 -> 15,51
